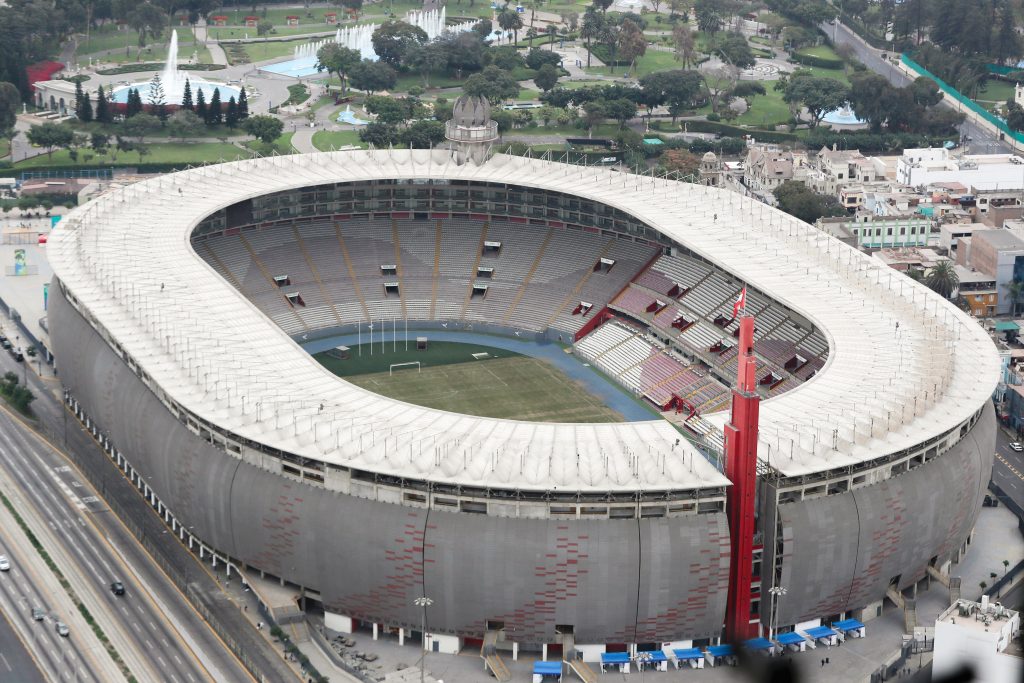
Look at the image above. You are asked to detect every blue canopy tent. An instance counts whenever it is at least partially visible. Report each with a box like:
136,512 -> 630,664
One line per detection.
803,625 -> 838,647
636,650 -> 668,672
776,631 -> 809,652
600,652 -> 631,673
672,648 -> 705,670
744,637 -> 776,655
833,619 -> 866,639
706,644 -> 736,667
532,661 -> 562,682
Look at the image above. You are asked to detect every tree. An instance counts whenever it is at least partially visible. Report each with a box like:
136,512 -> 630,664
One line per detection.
582,100 -> 605,135
167,109 -> 203,139
617,19 -> 647,75
702,63 -> 739,114
93,85 -> 111,124
604,98 -> 637,128
125,88 -> 144,118
659,148 -> 700,176
149,73 -> 168,123
181,78 -> 194,110
195,88 -> 208,122
349,60 -> 397,94
26,122 -> 74,159
365,94 -> 411,125
127,1 -> 166,47
256,19 -> 272,37
401,120 -> 445,148
371,20 -> 428,68
1005,279 -> 1024,315
924,260 -> 959,299
74,81 -> 93,122
404,42 -> 447,89
225,96 -> 238,128
580,9 -> 604,68
463,66 -> 520,104
1004,559 -> 1010,575
0,82 -> 20,136
316,43 -> 361,94
773,180 -> 845,224
592,0 -> 613,13
90,132 -> 109,153
359,122 -> 399,146
525,27 -> 538,48
525,47 -> 561,71
237,87 -> 249,120
242,114 -> 283,144
545,24 -> 559,51
121,113 -> 160,144
533,63 -> 560,92
694,0 -> 723,34
497,9 -> 523,44
783,72 -> 849,128
1007,100 -> 1024,133
672,24 -> 697,68
713,32 -> 755,70
207,87 -> 222,124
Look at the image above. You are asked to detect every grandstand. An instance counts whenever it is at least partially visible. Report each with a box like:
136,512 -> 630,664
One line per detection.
48,150 -> 999,652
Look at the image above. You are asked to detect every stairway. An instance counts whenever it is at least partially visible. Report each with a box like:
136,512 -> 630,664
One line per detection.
481,630 -> 511,682
903,597 -> 917,633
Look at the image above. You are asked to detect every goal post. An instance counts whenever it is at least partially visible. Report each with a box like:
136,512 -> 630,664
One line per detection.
390,361 -> 421,376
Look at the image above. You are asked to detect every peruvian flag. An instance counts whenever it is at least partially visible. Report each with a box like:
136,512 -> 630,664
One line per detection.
732,287 -> 747,318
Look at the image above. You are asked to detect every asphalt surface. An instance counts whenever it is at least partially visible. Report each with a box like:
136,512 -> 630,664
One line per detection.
0,563 -> 49,683
992,426 -> 1024,512
823,19 -> 1013,156
0,353 -> 299,682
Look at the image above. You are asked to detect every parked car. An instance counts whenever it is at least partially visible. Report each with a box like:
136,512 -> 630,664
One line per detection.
0,555 -> 9,571
110,581 -> 125,596
1010,442 -> 1023,452
55,621 -> 69,637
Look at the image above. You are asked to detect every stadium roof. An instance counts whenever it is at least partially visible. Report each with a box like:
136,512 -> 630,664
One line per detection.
48,150 -> 999,491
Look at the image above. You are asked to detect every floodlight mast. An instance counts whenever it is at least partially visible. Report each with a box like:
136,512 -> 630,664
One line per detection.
723,312 -> 760,644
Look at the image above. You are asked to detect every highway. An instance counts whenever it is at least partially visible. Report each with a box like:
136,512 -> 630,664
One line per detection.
823,19 -> 1013,157
0,612 -> 46,683
0,351 -> 298,681
992,426 -> 1024,512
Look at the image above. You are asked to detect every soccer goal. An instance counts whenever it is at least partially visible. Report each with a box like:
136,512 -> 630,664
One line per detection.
390,361 -> 421,376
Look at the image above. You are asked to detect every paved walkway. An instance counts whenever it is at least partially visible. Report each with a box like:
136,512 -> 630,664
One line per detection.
194,20 -> 228,66
302,329 -> 660,421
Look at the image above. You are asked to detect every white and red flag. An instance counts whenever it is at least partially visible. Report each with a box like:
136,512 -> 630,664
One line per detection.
732,287 -> 747,318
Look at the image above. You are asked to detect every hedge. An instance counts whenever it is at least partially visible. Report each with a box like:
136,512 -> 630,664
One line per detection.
96,62 -> 227,75
682,119 -> 798,143
790,51 -> 844,70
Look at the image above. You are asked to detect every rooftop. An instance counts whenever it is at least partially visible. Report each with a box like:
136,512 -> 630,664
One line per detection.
48,151 -> 1000,488
973,228 -> 1024,251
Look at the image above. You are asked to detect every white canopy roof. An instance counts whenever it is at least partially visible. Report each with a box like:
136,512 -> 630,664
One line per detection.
48,150 -> 999,491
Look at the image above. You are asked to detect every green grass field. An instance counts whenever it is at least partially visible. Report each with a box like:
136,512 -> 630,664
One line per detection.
312,129 -> 366,150
315,341 -> 622,422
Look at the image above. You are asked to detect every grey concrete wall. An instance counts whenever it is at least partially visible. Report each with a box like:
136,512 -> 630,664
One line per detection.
768,402 -> 995,627
49,279 -> 731,644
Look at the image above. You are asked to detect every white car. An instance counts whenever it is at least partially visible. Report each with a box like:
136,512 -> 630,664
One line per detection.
1010,442 -> 1023,452
0,555 -> 10,572
55,621 -> 69,637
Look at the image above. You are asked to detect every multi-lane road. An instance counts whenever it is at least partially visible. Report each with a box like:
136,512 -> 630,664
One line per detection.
0,345 -> 297,682
823,19 -> 1013,157
992,426 -> 1024,512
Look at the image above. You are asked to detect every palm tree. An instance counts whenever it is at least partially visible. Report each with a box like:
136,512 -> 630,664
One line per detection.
1005,279 -> 1024,316
924,260 -> 959,299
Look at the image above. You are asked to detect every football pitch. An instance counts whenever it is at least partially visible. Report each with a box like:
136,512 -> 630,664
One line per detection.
314,342 -> 623,422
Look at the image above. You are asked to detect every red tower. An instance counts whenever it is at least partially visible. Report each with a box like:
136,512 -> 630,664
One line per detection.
723,310 -> 760,644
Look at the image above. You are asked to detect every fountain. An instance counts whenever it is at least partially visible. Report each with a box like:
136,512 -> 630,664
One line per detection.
822,103 -> 867,126
260,8 -> 478,77
111,30 -> 241,105
336,104 -> 370,125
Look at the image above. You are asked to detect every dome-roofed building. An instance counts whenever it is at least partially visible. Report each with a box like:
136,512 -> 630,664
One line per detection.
446,94 -> 499,164
700,150 -> 722,187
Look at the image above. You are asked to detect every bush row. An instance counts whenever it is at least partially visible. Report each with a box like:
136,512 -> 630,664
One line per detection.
96,62 -> 227,75
790,51 -> 844,70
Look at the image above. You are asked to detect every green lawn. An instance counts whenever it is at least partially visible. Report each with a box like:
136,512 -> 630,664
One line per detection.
79,27 -> 211,63
241,132 -> 295,155
312,129 -> 366,150
322,345 -> 623,422
585,49 -> 679,78
0,138 -> 9,159
16,142 -> 247,168
796,44 -> 842,60
233,39 -> 310,62
977,80 -> 1015,104
207,24 -> 336,40
734,88 -> 791,127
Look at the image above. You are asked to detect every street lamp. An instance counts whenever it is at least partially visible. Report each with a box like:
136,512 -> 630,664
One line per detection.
769,586 -> 787,641
413,596 -> 433,683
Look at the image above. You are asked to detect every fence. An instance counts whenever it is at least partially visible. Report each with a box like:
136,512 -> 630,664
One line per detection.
19,168 -> 114,181
900,54 -> 1024,147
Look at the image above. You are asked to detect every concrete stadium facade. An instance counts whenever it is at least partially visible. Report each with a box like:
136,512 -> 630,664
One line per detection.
47,151 -> 998,651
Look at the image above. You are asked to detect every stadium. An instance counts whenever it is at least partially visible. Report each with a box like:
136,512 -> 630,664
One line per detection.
46,101 -> 999,665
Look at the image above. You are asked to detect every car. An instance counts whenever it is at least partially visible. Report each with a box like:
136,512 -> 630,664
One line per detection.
0,555 -> 9,571
55,621 -> 69,637
1010,442 -> 1023,452
31,608 -> 45,621
0,340 -> 11,350
11,351 -> 23,363
110,581 -> 125,596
